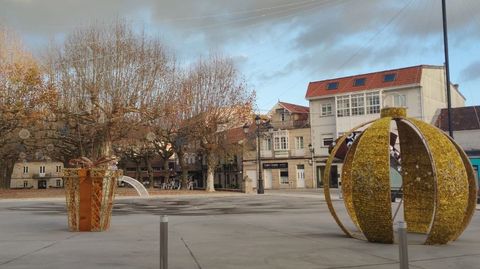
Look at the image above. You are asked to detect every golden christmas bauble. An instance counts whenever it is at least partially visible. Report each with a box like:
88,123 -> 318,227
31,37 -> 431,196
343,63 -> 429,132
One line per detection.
324,107 -> 477,245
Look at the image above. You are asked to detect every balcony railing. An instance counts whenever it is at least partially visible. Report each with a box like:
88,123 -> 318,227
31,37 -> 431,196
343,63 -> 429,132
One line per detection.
274,150 -> 289,158
32,173 -> 53,179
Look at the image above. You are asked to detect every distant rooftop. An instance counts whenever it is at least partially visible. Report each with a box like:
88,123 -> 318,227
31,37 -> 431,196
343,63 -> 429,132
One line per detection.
305,65 -> 443,99
436,106 -> 480,132
278,101 -> 309,114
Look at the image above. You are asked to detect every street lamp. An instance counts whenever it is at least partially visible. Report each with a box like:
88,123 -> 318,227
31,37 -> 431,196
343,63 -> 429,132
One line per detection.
254,115 -> 274,194
308,143 -> 316,188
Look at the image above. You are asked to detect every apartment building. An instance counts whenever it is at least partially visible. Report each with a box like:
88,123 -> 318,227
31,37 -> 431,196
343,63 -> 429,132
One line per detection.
10,161 -> 64,189
305,65 -> 466,187
243,102 -> 314,189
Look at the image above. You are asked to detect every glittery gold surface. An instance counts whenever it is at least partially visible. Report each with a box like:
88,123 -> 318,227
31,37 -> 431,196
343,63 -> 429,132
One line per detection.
351,117 -> 393,243
341,133 -> 363,232
397,120 -> 435,234
323,120 -> 375,240
63,168 -> 121,232
324,135 -> 355,239
324,109 -> 474,245
380,107 -> 407,118
407,119 -> 469,245
445,135 -> 477,241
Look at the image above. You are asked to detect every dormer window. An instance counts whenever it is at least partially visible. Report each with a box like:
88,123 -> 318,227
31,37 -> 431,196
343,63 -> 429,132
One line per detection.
383,73 -> 396,82
327,82 -> 339,90
353,78 -> 366,86
281,112 -> 286,122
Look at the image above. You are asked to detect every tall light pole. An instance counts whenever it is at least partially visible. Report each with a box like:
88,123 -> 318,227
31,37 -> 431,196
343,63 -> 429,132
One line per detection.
255,115 -> 264,194
249,115 -> 274,194
308,143 -> 316,188
442,0 -> 454,138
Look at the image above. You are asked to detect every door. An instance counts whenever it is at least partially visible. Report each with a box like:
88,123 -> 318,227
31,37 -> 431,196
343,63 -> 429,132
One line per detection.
246,170 -> 257,188
264,169 -> 272,189
38,180 -> 47,189
317,166 -> 325,188
296,165 -> 305,188
317,166 -> 338,188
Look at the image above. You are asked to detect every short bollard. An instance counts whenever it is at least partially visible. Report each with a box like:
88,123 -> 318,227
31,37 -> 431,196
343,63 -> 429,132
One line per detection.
398,221 -> 409,269
160,215 -> 168,269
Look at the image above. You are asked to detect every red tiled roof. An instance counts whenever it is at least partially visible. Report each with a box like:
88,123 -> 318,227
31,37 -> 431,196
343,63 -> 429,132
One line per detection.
305,65 -> 426,99
436,106 -> 480,131
225,126 -> 247,144
278,101 -> 309,114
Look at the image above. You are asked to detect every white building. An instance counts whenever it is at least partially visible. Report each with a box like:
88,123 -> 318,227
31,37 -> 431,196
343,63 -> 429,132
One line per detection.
10,161 -> 64,189
305,65 -> 465,187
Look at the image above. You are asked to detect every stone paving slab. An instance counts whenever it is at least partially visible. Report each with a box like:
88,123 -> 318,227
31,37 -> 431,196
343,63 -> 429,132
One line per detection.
0,191 -> 478,269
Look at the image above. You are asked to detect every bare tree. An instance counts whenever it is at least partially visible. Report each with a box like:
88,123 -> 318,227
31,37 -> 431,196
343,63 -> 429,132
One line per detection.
183,55 -> 254,192
0,26 -> 55,188
44,20 -> 171,161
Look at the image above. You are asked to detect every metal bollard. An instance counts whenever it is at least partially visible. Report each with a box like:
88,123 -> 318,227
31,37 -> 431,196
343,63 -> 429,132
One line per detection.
398,221 -> 409,269
338,184 -> 343,199
160,215 -> 168,269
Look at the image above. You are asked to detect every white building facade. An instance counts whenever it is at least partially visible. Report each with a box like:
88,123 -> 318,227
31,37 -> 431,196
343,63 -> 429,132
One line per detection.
242,102 -> 315,189
10,161 -> 64,189
306,65 -> 466,188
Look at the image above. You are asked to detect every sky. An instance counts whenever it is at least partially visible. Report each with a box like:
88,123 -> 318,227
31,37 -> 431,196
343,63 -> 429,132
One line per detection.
1,0 -> 479,112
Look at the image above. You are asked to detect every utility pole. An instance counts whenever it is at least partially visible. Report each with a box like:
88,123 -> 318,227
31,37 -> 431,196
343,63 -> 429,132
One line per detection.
442,0 -> 454,139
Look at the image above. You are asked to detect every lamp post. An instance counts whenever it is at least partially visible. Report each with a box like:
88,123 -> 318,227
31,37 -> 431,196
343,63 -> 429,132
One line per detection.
308,143 -> 316,188
255,115 -> 264,194
244,116 -> 273,194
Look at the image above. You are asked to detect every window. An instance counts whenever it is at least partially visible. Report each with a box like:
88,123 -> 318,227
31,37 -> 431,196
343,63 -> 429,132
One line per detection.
321,103 -> 333,116
351,94 -> 365,115
274,137 -> 280,150
281,112 -> 286,122
23,181 -> 28,188
280,170 -> 289,184
336,96 -> 350,117
366,92 -> 380,114
263,138 -> 272,151
56,180 -> 62,187
327,82 -> 339,90
383,73 -> 396,82
295,137 -> 304,149
23,166 -> 29,174
323,135 -> 334,147
273,131 -> 289,151
39,166 -> 46,174
281,137 -> 288,149
393,94 -> 406,107
354,78 -> 366,86
56,165 -> 62,173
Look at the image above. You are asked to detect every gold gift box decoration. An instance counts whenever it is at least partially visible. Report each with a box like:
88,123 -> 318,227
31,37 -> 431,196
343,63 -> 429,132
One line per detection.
63,168 -> 123,232
324,107 -> 477,245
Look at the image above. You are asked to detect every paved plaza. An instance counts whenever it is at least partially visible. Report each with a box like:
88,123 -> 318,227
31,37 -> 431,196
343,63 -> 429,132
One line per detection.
0,190 -> 479,269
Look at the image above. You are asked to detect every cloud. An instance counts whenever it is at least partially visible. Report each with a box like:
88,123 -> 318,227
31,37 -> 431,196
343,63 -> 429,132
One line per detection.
461,61 -> 480,82
1,0 -> 479,92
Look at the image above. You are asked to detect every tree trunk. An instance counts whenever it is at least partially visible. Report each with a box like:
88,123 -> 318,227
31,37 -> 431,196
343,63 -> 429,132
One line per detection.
163,158 -> 170,185
177,151 -> 188,189
0,159 -> 15,189
135,161 -> 141,182
205,152 -> 215,192
145,155 -> 154,188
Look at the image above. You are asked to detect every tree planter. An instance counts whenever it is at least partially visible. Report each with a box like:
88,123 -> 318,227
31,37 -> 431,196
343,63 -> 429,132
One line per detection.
63,168 -> 123,232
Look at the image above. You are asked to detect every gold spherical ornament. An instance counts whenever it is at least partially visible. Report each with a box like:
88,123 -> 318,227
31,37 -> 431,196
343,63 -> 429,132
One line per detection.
324,107 -> 477,245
